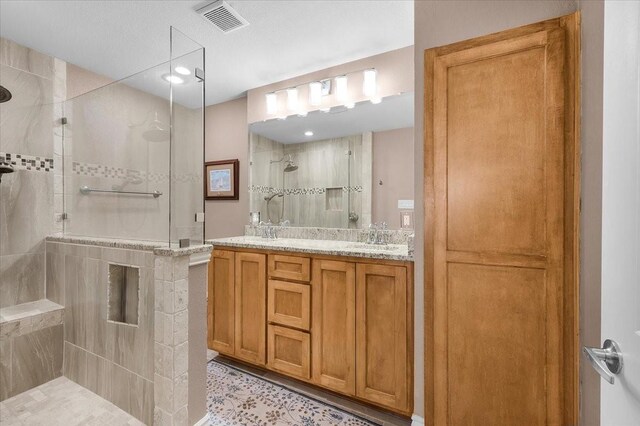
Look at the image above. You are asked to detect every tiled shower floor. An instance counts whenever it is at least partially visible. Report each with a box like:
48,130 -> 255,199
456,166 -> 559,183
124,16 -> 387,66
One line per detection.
0,377 -> 143,425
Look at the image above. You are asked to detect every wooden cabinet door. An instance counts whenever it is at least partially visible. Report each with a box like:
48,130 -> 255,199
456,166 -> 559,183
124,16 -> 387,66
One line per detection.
425,16 -> 579,426
234,252 -> 266,365
208,249 -> 235,355
355,263 -> 410,414
311,260 -> 356,395
267,325 -> 311,380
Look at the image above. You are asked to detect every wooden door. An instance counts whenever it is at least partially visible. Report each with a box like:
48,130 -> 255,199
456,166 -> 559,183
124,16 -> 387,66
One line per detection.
234,252 -> 267,365
208,249 -> 235,355
311,259 -> 356,395
424,15 -> 579,426
355,263 -> 410,414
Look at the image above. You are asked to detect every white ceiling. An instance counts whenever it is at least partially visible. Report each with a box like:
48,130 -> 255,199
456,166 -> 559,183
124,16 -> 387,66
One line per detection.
0,0 -> 413,106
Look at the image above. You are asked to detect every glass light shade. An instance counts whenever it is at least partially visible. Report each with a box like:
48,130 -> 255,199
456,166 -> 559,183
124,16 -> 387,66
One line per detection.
309,81 -> 322,106
266,92 -> 277,115
335,75 -> 348,102
287,88 -> 299,112
363,69 -> 377,97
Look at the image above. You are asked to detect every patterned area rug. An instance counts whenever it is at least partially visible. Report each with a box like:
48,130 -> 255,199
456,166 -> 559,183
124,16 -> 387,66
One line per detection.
206,360 -> 376,426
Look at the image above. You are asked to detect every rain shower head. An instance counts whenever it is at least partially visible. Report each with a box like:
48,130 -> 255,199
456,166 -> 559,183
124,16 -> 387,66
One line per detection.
284,161 -> 298,172
271,154 -> 299,172
0,86 -> 12,103
142,113 -> 169,142
0,163 -> 14,183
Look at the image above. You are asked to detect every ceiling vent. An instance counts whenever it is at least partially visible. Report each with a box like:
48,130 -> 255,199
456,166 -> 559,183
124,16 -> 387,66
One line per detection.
197,1 -> 249,34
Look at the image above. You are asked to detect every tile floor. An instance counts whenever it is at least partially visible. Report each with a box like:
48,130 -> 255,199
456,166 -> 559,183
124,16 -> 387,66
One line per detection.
207,360 -> 375,426
0,377 -> 143,426
1,355 -> 411,426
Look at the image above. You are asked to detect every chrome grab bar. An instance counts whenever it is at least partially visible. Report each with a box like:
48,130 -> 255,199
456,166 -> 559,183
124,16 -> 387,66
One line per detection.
80,185 -> 162,198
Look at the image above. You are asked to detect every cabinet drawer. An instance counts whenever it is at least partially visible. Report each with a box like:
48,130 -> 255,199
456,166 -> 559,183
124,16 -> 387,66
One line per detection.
267,325 -> 311,380
268,280 -> 310,331
268,254 -> 311,282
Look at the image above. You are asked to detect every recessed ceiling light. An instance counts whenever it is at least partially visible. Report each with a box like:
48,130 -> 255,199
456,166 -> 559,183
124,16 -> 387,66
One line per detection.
345,103 -> 355,109
370,98 -> 382,104
174,66 -> 191,75
304,130 -> 314,136
320,107 -> 331,113
162,74 -> 184,84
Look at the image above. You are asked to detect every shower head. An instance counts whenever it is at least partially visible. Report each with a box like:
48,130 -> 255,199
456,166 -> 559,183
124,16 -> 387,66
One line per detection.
0,163 -> 14,183
284,161 -> 298,172
271,154 -> 298,172
142,112 -> 169,142
0,86 -> 12,103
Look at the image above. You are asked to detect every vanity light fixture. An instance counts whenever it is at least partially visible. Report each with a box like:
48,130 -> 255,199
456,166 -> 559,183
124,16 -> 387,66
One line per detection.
309,81 -> 322,106
266,92 -> 278,115
162,74 -> 184,84
287,88 -> 299,112
363,68 -> 377,97
335,75 -> 348,102
304,130 -> 314,136
174,66 -> 191,75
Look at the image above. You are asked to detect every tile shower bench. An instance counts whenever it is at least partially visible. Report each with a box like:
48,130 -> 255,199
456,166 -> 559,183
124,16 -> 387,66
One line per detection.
0,299 -> 65,401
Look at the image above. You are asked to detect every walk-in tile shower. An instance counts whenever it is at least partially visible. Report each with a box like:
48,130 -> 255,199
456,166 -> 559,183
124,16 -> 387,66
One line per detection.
1,28 -> 209,425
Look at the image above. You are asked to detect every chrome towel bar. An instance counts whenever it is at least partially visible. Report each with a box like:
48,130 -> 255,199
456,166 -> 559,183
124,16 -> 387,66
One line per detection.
79,185 -> 162,198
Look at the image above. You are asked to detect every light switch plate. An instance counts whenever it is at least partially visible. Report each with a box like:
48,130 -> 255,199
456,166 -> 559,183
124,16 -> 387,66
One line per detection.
195,212 -> 205,223
398,199 -> 414,209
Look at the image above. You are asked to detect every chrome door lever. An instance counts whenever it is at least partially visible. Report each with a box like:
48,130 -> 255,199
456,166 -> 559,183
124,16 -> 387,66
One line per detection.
583,339 -> 623,384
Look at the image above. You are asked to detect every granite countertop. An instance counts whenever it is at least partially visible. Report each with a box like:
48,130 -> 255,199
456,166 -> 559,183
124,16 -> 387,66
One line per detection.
206,236 -> 413,262
46,235 -> 212,257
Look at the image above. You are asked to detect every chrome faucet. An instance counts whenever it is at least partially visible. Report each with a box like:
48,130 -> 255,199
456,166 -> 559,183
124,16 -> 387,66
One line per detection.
259,221 -> 278,239
367,222 -> 388,245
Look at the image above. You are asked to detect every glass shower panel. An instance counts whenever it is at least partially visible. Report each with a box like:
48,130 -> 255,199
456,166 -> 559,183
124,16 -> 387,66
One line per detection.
62,63 -> 171,242
169,27 -> 205,246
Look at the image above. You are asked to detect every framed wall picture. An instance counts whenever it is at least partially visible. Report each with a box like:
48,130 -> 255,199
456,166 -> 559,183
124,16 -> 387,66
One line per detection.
204,159 -> 239,200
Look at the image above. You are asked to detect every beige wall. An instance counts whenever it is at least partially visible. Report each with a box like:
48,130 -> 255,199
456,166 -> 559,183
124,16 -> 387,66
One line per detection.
66,63 -> 113,99
247,46 -> 413,123
414,0 -> 581,420
372,127 -> 414,229
204,97 -> 249,239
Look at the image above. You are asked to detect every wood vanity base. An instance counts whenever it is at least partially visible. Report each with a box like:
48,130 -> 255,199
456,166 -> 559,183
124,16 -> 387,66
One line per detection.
208,246 -> 414,417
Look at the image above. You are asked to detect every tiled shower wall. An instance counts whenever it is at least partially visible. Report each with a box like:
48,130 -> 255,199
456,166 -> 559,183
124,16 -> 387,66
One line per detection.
249,132 -> 371,228
46,241 -> 155,424
0,37 -> 65,308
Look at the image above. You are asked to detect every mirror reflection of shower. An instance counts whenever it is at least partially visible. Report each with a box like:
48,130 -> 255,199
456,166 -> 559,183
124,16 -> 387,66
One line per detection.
0,85 -> 15,183
266,154 -> 298,223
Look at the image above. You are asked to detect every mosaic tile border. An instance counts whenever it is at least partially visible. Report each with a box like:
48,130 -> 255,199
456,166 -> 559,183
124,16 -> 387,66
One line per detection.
249,185 -> 363,195
71,161 -> 200,183
0,152 -> 54,172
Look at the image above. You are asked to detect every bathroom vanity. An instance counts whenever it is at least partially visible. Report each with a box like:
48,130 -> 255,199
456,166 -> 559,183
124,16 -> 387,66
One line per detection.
206,236 -> 414,416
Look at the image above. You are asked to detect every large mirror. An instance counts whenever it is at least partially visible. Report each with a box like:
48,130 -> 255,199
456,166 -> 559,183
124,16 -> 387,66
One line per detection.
249,92 -> 414,229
